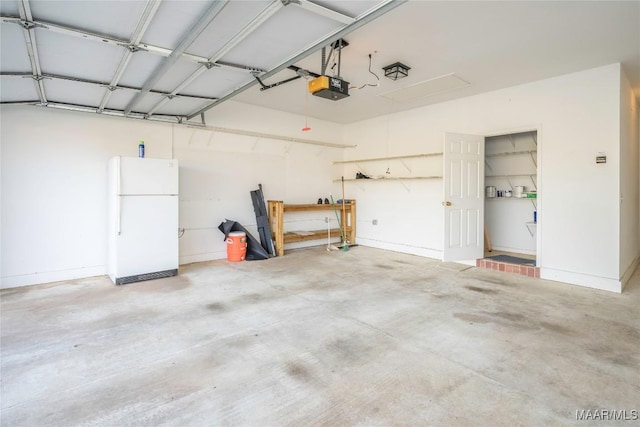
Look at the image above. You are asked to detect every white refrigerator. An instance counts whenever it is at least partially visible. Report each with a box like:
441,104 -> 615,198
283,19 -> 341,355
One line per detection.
107,156 -> 179,285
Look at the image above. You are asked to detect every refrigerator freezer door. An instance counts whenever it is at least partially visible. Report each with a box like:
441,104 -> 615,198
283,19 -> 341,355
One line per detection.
116,157 -> 179,196
114,195 -> 178,280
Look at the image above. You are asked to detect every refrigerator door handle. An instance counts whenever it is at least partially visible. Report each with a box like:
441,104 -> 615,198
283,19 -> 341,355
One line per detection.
117,196 -> 122,235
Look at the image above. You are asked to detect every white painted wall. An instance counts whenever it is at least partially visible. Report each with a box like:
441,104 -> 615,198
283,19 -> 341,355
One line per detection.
619,68 -> 640,289
0,102 -> 344,288
343,63 -> 625,291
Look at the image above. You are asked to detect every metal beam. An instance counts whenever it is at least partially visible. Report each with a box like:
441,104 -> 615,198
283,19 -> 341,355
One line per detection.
293,0 -> 355,25
0,15 -> 264,74
187,0 -> 407,120
17,0 -> 46,103
145,0 -> 283,119
99,0 -> 161,112
124,0 -> 229,115
0,72 -> 218,102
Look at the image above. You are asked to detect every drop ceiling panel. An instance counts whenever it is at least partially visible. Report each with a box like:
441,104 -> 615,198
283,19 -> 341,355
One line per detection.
181,67 -> 253,98
118,52 -> 164,88
30,0 -> 144,40
0,23 -> 32,72
104,89 -> 137,111
0,1 -> 19,16
311,1 -> 381,18
187,0 -> 272,58
153,96 -> 210,116
35,29 -> 122,82
44,79 -> 104,107
0,76 -> 39,102
220,6 -> 342,70
141,1 -> 215,49
152,61 -> 203,93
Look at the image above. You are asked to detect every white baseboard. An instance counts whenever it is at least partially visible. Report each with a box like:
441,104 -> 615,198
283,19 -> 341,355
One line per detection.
490,245 -> 536,256
1,266 -> 106,289
620,256 -> 640,291
357,237 -> 442,260
540,267 -> 621,293
179,251 -> 225,265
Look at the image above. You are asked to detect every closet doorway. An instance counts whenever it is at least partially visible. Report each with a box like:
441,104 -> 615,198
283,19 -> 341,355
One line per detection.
483,131 -> 538,272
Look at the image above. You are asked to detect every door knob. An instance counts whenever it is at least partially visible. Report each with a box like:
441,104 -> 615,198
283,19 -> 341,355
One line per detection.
442,201 -> 452,206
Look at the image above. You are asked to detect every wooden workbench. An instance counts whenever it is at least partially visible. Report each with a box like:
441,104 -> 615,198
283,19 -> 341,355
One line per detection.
267,200 -> 356,256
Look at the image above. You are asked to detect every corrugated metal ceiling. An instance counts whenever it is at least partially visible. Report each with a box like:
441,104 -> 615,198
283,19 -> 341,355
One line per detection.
0,0 -> 403,123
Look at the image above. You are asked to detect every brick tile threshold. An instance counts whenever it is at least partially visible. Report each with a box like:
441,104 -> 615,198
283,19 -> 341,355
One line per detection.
476,259 -> 540,278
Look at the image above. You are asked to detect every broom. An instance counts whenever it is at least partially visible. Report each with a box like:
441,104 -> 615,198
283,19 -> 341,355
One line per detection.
330,194 -> 348,252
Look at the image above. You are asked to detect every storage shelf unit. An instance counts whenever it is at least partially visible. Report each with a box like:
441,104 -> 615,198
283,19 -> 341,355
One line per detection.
334,152 -> 443,187
267,200 -> 356,257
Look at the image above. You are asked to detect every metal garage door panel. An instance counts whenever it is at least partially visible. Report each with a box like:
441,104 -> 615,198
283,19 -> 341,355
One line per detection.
312,1 -> 382,17
30,0 -> 143,40
152,61 -> 202,93
131,92 -> 165,114
118,52 -> 163,88
104,89 -> 137,112
0,76 -> 39,102
0,24 -> 32,72
220,6 -> 341,71
141,1 -> 214,49
187,0 -> 272,58
181,67 -> 252,98
153,96 -> 211,116
44,79 -> 104,107
0,1 -> 19,15
35,29 -> 121,82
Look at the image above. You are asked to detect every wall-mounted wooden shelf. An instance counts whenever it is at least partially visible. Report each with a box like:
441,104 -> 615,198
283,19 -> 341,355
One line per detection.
267,200 -> 356,256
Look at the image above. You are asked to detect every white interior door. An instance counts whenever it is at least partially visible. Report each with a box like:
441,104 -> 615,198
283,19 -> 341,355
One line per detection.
443,133 -> 485,261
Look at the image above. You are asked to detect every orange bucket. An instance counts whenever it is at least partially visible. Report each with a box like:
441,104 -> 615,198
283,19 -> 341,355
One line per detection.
226,231 -> 247,262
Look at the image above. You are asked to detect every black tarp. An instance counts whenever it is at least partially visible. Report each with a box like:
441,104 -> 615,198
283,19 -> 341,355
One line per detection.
250,184 -> 275,256
218,220 -> 269,261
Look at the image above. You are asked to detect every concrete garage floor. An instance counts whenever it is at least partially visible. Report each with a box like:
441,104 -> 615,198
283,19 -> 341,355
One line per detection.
1,246 -> 639,426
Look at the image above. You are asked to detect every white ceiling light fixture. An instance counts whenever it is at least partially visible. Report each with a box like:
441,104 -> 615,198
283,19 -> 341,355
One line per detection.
382,62 -> 410,80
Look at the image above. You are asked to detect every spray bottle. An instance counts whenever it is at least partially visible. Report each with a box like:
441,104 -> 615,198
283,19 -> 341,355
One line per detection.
138,140 -> 145,158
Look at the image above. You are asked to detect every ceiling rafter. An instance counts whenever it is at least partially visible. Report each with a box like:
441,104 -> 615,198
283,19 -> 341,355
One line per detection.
0,15 -> 265,74
98,0 -> 161,112
124,0 -> 230,116
16,0 -> 46,103
145,0 -> 284,119
0,72 -> 218,102
187,0 -> 407,120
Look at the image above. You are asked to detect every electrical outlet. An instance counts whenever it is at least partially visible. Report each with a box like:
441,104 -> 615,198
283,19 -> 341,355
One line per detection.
372,219 -> 378,225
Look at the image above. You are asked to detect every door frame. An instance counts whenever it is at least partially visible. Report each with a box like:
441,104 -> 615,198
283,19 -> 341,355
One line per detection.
483,125 -> 542,266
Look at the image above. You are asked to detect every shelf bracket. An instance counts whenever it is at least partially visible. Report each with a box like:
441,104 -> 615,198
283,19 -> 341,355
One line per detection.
529,175 -> 537,190
525,222 -> 536,237
399,180 -> 411,192
529,151 -> 537,167
485,160 -> 493,172
509,134 -> 515,149
399,159 -> 411,173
